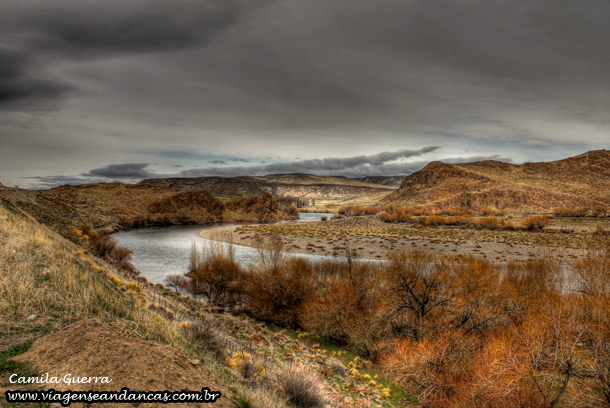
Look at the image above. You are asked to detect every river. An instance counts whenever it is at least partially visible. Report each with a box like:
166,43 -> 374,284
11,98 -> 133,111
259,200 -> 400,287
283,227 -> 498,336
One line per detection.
113,213 -> 332,285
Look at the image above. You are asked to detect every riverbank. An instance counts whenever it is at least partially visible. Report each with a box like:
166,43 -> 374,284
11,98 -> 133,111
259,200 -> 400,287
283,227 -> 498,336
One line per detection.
199,216 -> 589,264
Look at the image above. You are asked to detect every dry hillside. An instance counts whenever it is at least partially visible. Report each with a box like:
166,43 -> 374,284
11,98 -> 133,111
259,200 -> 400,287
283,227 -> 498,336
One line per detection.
0,183 -> 288,239
382,150 -> 610,213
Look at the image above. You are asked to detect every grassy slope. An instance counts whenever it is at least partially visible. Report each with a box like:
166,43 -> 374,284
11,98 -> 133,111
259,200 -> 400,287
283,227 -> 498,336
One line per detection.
0,199 -> 408,408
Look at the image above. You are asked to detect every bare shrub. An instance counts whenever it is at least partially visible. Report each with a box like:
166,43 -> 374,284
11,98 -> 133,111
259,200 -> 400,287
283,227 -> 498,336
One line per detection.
299,261 -> 383,350
164,274 -> 189,292
423,215 -> 446,226
450,256 -> 508,334
186,237 -> 245,307
245,256 -> 315,328
501,221 -> 520,231
477,217 -> 502,229
521,215 -> 550,230
276,364 -> 329,408
380,333 -> 477,407
254,227 -> 285,272
383,249 -> 453,340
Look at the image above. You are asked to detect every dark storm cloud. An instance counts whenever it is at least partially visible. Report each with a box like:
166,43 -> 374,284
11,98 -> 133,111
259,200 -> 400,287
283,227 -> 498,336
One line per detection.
3,0 -> 610,188
83,163 -> 157,179
180,146 -> 441,177
0,48 -> 72,109
4,0 -> 243,57
0,0 -> 246,110
209,160 -> 227,164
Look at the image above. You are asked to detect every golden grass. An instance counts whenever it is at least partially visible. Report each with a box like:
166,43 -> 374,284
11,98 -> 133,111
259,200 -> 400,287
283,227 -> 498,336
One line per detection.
0,203 -> 309,408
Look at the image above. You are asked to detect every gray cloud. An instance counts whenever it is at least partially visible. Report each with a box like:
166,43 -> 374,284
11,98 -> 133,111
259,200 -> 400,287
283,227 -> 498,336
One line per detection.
2,0 -> 609,188
232,158 -> 250,162
83,163 -> 157,179
209,160 -> 227,164
0,48 -> 72,109
180,146 -> 440,177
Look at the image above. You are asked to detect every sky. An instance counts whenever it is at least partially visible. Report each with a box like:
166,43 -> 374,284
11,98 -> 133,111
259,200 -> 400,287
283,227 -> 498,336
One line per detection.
1,0 -> 609,189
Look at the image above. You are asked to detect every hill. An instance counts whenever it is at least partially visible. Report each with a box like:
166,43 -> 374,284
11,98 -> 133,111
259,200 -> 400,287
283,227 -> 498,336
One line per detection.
138,173 -> 396,198
0,183 -> 290,239
381,150 -> 610,212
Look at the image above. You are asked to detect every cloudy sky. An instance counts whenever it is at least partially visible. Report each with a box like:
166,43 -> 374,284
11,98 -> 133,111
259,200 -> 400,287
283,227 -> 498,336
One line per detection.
1,0 -> 608,189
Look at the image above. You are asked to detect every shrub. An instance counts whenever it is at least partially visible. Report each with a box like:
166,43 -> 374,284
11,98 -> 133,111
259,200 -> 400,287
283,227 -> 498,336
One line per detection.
477,217 -> 502,229
423,215 -> 446,226
320,216 -> 327,221
186,240 -> 245,307
383,249 -> 452,340
245,257 -> 315,328
501,221 -> 520,231
479,206 -> 495,216
521,216 -> 549,230
276,364 -> 329,408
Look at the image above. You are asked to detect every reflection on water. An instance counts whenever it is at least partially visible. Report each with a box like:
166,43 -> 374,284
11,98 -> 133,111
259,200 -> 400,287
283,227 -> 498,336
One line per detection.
113,213 -> 334,285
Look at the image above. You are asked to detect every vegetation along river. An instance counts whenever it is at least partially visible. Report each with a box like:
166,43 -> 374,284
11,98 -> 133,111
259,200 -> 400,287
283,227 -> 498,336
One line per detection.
113,213 -> 332,285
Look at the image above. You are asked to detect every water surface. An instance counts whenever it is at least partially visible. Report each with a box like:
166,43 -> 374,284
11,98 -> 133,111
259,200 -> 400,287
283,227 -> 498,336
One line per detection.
114,213 -> 332,284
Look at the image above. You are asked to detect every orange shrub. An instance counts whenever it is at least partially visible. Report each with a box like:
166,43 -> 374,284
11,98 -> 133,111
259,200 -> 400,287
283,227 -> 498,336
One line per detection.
477,217 -> 502,229
423,215 -> 446,226
500,221 -> 520,231
479,206 -> 494,216
521,215 -> 549,230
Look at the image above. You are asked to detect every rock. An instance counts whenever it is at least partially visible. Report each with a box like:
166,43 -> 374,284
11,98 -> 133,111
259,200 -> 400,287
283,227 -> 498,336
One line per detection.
27,314 -> 37,320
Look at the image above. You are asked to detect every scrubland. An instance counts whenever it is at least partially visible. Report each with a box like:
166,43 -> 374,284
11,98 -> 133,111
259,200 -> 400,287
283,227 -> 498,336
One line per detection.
184,226 -> 610,407
0,198 -> 407,408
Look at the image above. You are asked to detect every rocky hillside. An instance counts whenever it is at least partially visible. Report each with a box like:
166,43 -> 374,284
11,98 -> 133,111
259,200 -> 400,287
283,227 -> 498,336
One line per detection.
139,173 -> 396,198
381,150 -> 610,212
0,183 -> 288,239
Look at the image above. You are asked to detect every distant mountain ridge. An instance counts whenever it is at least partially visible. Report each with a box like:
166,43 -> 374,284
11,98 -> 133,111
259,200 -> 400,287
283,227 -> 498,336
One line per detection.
138,173 -> 396,198
381,150 -> 610,212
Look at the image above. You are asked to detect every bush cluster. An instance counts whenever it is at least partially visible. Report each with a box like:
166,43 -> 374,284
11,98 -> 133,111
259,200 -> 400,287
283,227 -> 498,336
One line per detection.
174,226 -> 610,407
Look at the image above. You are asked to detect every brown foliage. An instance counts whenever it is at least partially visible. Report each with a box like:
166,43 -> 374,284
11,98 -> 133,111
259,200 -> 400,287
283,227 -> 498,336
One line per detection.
245,257 -> 315,328
477,217 -> 502,229
521,215 -> 550,230
186,240 -> 245,307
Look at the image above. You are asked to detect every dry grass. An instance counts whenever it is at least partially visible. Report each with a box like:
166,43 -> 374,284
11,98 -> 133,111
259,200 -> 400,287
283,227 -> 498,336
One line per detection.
0,203 -> 297,407
275,364 -> 329,408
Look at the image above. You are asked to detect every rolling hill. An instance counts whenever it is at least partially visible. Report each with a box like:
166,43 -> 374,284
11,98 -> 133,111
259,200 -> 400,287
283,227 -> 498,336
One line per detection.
381,150 -> 610,212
